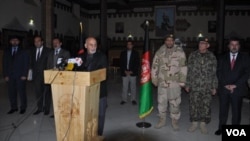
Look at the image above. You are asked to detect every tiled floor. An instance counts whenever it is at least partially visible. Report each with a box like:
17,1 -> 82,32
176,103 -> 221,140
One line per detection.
0,72 -> 249,141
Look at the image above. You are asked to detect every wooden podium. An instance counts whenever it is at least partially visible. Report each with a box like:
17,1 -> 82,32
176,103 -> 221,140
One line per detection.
44,68 -> 106,141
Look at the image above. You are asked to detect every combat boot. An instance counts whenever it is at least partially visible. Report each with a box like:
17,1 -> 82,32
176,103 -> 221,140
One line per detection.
154,116 -> 166,129
187,122 -> 198,132
200,122 -> 208,134
171,119 -> 179,131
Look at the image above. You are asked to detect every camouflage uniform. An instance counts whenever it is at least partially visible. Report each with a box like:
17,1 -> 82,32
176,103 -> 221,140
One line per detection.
151,44 -> 187,121
186,50 -> 218,123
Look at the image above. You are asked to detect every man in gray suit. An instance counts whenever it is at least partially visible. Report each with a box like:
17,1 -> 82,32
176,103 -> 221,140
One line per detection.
46,37 -> 70,117
47,37 -> 71,69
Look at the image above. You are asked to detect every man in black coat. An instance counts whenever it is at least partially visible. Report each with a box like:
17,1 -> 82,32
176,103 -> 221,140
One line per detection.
215,37 -> 250,135
31,36 -> 52,115
78,37 -> 108,136
119,40 -> 140,105
2,36 -> 29,114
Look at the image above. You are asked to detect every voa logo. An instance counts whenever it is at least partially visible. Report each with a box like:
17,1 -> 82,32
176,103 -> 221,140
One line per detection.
226,129 -> 247,136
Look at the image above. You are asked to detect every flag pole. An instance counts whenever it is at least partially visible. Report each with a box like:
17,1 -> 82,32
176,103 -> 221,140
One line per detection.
78,22 -> 84,55
136,118 -> 151,128
136,20 -> 153,129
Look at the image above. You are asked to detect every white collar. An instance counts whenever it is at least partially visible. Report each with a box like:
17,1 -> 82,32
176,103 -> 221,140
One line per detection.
37,46 -> 43,50
230,52 -> 238,57
55,47 -> 61,51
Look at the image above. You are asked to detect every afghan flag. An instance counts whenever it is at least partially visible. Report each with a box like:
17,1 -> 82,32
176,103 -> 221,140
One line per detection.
139,21 -> 153,119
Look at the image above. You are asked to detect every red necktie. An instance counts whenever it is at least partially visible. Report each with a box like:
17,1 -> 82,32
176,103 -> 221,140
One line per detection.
231,55 -> 236,70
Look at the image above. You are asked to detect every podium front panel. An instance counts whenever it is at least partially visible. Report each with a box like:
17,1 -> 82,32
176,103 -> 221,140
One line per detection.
51,83 -> 100,141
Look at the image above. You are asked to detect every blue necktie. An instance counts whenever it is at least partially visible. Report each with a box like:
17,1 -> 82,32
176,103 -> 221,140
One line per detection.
12,47 -> 17,56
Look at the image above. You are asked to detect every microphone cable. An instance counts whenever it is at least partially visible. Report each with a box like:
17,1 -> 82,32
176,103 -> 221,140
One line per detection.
3,94 -> 43,141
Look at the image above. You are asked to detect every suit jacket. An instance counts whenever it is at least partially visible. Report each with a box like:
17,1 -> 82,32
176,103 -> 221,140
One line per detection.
120,49 -> 140,76
47,48 -> 71,69
78,50 -> 108,98
30,47 -> 51,80
2,47 -> 29,79
217,52 -> 250,96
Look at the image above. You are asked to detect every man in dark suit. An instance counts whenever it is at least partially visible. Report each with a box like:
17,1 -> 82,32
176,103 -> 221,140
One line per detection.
78,37 -> 108,136
46,37 -> 71,118
215,37 -> 250,135
119,40 -> 140,105
2,36 -> 29,114
31,36 -> 52,115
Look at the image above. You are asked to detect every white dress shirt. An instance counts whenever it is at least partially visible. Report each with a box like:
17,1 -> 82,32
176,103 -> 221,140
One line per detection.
230,52 -> 238,62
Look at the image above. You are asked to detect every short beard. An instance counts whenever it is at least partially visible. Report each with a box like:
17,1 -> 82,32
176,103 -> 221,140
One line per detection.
166,45 -> 173,48
230,50 -> 238,53
88,50 -> 96,54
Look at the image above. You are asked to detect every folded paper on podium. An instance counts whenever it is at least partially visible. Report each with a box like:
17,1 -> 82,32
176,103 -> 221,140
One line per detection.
44,68 -> 106,141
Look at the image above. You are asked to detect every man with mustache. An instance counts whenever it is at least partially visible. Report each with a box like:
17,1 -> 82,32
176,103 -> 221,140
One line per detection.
215,37 -> 250,135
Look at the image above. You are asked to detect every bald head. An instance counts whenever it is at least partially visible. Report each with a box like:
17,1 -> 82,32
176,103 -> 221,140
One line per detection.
85,37 -> 97,54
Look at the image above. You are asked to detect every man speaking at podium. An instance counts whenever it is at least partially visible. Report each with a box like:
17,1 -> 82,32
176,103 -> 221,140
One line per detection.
78,37 -> 108,136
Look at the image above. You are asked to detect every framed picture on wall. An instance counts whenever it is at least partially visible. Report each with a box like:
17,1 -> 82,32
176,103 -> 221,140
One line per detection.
208,21 -> 216,33
155,6 -> 175,37
115,22 -> 124,33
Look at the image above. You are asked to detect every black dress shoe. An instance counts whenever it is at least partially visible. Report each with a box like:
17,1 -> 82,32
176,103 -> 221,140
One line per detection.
44,111 -> 50,115
7,109 -> 18,114
20,109 -> 26,114
33,110 -> 42,115
215,129 -> 222,135
120,101 -> 126,105
132,100 -> 137,105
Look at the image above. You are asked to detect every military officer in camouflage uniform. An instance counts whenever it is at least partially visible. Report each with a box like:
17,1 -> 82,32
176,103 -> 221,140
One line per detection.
151,34 -> 187,131
185,37 -> 218,134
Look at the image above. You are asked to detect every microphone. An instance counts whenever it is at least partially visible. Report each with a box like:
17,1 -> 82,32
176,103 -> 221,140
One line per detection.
56,58 -> 68,70
65,58 -> 83,71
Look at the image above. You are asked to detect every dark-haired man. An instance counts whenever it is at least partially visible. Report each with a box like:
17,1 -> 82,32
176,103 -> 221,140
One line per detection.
2,36 -> 29,114
215,37 -> 250,135
119,40 -> 140,105
31,36 -> 52,115
46,37 -> 70,118
47,37 -> 71,69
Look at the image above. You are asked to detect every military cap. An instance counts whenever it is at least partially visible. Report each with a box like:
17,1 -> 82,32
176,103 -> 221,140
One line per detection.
164,34 -> 175,40
198,37 -> 209,43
